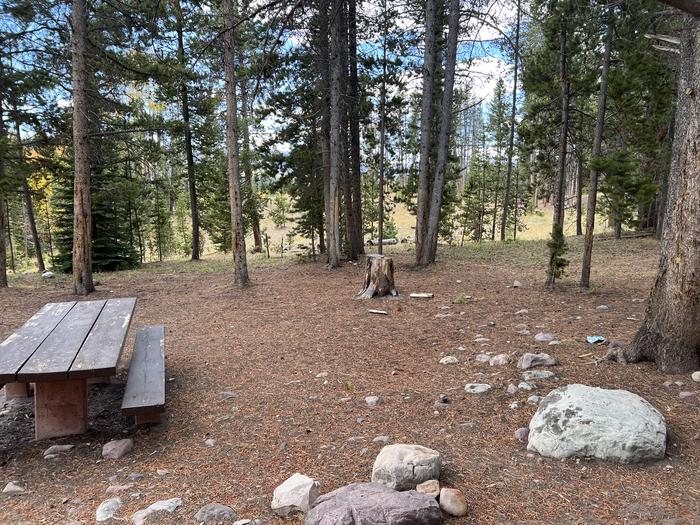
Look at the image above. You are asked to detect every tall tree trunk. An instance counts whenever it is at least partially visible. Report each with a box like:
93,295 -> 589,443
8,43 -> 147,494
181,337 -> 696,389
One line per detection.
238,62 -> 263,253
545,14 -> 569,288
615,14 -> 700,372
421,0 -> 460,265
174,0 -> 201,260
326,0 -> 343,267
339,0 -> 355,259
318,0 -> 333,263
0,60 -> 7,286
575,155 -> 583,236
223,0 -> 249,285
414,0 -> 438,263
377,4 -> 388,255
580,5 -> 613,288
71,0 -> 94,295
348,0 -> 364,254
500,0 -> 521,241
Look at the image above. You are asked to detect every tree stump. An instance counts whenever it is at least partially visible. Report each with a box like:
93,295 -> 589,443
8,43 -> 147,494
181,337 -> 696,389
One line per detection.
358,255 -> 398,299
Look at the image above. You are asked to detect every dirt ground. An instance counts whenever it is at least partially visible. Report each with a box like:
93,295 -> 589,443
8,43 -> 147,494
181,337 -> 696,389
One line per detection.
0,237 -> 698,525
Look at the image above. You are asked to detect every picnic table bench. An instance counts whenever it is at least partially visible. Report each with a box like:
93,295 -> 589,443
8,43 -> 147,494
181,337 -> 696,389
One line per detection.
0,298 -> 166,440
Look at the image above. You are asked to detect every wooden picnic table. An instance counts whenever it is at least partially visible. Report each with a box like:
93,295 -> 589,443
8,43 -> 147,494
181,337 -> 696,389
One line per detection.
0,298 -> 136,440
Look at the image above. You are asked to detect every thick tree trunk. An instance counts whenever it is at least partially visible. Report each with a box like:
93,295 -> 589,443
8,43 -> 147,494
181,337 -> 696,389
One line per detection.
317,0 -> 332,260
357,254 -> 398,299
223,0 -> 249,285
500,0 -> 521,241
421,0 -> 459,266
339,0 -> 356,259
415,0 -> 438,264
575,155 -> 583,236
377,7 -> 388,255
326,0 -> 343,268
611,14 -> 700,372
71,0 -> 94,295
348,0 -> 364,255
581,6 -> 613,288
174,0 -> 201,260
545,15 -> 569,288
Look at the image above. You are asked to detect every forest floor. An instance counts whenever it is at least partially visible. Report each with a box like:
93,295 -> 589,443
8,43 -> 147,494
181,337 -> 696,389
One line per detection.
1,236 -> 699,525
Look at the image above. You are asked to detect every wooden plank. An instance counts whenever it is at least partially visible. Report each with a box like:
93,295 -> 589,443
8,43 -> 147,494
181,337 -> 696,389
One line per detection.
0,302 -> 76,383
121,325 -> 165,415
17,300 -> 106,382
69,298 -> 136,379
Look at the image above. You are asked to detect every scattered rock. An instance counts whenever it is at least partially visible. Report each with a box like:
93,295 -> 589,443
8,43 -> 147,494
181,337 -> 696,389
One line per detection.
306,483 -> 441,525
596,305 -> 609,310
514,428 -> 529,443
131,498 -> 182,525
316,372 -> 328,378
41,271 -> 55,279
527,384 -> 666,463
194,503 -> 237,523
106,485 -> 132,494
371,444 -> 441,490
515,309 -> 529,315
102,439 -> 133,460
204,438 -> 216,448
475,354 -> 491,363
509,402 -> 520,409
438,488 -> 468,517
513,280 -> 522,288
527,395 -> 541,404
416,479 -> 440,499
548,340 -> 560,346
518,382 -> 535,391
439,356 -> 458,365
365,396 -> 380,407
464,383 -> 491,394
506,384 -> 519,395
534,332 -> 556,343
517,353 -> 557,370
522,370 -> 555,382
373,435 -> 391,445
679,391 -> 697,399
43,444 -> 74,457
234,520 -> 252,525
474,337 -> 490,343
127,473 -> 144,481
271,473 -> 320,517
489,354 -> 510,366
692,371 -> 700,383
2,482 -> 25,495
96,498 -> 122,522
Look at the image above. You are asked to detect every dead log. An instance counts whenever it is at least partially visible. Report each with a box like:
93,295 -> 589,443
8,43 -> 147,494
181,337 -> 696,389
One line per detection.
357,254 -> 398,299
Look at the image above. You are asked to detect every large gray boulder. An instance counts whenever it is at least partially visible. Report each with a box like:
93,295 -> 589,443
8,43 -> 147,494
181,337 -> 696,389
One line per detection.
271,473 -> 320,517
371,444 -> 441,490
305,483 -> 441,525
528,384 -> 666,463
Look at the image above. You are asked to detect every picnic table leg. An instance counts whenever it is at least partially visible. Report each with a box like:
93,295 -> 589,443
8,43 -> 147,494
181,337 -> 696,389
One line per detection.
3,383 -> 30,400
34,379 -> 88,440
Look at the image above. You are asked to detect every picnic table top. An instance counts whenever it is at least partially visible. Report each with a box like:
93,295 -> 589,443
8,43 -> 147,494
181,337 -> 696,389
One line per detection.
0,298 -> 137,383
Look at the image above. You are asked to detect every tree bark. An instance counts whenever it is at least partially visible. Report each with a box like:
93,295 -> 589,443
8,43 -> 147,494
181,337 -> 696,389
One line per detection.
575,155 -> 583,236
545,14 -> 569,288
174,0 -> 201,261
414,0 -> 438,263
421,0 -> 460,265
223,0 -> 249,285
580,8 -> 613,288
348,0 -> 364,255
317,0 -> 332,259
377,2 -> 388,255
500,0 -> 521,241
357,254 -> 398,299
0,60 -> 7,286
71,0 -> 94,295
326,0 -> 343,268
613,14 -> 700,372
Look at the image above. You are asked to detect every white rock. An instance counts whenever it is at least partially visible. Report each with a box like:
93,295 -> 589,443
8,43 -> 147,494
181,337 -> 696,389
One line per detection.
527,395 -> 541,404
271,473 -> 320,517
515,309 -> 529,315
475,354 -> 491,363
474,337 -> 490,343
596,305 -> 609,310
373,435 -> 391,444
204,438 -> 216,448
2,481 -> 25,495
439,356 -> 458,365
132,498 -> 182,525
234,520 -> 252,525
506,384 -> 519,395
365,396 -> 380,407
371,444 -> 441,490
548,340 -> 560,346
522,370 -> 555,381
438,488 -> 468,517
488,354 -> 509,366
44,444 -> 74,457
692,371 -> 700,383
534,332 -> 556,343
518,382 -> 536,391
679,391 -> 696,399
106,485 -> 132,494
316,372 -> 328,378
416,479 -> 440,499
528,384 -> 666,463
96,498 -> 122,522
517,353 -> 557,370
464,383 -> 491,394
102,439 -> 133,459
41,271 -> 55,279
513,280 -> 522,288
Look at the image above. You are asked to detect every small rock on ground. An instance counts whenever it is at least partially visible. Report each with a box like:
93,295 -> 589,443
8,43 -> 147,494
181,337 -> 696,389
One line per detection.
271,473 -> 320,517
518,353 -> 557,370
514,428 -> 529,443
371,444 -> 441,490
373,435 -> 390,444
3,482 -> 25,495
439,356 -> 458,365
365,396 -> 380,407
534,332 -> 556,343
439,488 -> 468,517
194,503 -> 237,523
131,498 -> 182,525
464,383 -> 491,394
489,354 -> 509,366
522,370 -> 555,381
102,439 -> 133,460
43,444 -> 74,457
416,479 -> 440,499
692,371 -> 700,383
96,498 -> 122,522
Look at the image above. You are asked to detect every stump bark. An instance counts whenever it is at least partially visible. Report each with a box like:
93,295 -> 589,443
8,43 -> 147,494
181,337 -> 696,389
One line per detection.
358,255 -> 398,299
